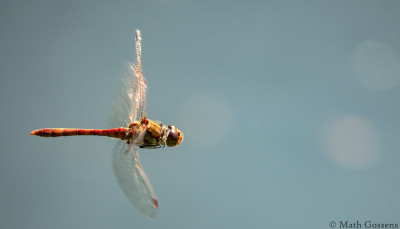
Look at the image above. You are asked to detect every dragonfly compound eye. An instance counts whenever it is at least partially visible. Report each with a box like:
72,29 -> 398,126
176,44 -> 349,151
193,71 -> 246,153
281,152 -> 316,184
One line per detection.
166,125 -> 183,147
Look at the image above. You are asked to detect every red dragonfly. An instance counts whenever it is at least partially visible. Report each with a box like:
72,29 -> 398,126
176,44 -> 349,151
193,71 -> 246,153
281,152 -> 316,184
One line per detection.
31,30 -> 183,219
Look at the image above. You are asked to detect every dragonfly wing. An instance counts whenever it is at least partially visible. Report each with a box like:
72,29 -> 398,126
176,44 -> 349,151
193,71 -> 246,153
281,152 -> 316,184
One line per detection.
109,71 -> 134,128
112,141 -> 158,218
131,29 -> 147,121
109,30 -> 147,128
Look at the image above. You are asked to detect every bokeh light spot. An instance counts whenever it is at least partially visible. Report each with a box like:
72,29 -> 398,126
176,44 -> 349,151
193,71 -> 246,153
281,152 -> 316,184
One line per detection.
322,115 -> 382,169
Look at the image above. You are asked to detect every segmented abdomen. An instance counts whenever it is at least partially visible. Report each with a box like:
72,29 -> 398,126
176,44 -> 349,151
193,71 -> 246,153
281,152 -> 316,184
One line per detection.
30,128 -> 127,139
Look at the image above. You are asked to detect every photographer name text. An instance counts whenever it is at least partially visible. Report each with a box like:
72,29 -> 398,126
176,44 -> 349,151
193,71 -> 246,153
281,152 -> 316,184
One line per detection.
336,221 -> 398,228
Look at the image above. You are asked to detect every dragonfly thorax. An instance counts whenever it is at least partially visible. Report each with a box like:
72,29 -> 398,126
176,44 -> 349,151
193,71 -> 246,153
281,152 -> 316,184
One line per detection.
124,119 -> 183,148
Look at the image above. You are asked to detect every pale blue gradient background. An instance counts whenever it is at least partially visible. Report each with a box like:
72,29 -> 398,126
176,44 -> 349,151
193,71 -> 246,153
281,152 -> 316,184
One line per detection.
1,1 -> 400,228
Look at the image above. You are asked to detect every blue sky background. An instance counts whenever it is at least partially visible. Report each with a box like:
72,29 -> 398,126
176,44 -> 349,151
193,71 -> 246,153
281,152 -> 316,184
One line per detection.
1,1 -> 400,228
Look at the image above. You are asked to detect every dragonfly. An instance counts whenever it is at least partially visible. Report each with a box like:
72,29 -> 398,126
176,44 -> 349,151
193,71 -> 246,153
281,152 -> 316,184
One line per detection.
30,29 -> 183,219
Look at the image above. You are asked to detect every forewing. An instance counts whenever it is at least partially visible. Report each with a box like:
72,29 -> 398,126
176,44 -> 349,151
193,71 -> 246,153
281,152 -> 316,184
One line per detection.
109,30 -> 147,128
112,141 -> 158,219
109,67 -> 135,128
132,29 -> 147,121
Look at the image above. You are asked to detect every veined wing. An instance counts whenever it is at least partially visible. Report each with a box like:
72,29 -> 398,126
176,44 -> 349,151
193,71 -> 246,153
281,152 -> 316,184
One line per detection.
112,141 -> 158,218
132,29 -> 147,121
110,30 -> 147,128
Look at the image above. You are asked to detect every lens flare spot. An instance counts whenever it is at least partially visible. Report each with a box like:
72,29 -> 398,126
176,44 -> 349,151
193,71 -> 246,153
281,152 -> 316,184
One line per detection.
322,115 -> 382,169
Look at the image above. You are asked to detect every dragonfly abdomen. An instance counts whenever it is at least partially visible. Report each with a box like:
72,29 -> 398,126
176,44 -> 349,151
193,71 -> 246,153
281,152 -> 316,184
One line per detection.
30,128 -> 127,139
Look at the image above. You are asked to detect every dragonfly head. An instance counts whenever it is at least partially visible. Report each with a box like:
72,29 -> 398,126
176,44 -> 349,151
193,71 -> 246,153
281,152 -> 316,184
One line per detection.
164,125 -> 183,147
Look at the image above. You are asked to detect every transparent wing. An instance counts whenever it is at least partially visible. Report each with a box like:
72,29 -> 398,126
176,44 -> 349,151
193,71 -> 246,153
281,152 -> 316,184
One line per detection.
109,67 -> 135,128
110,29 -> 147,128
112,141 -> 158,218
133,29 -> 147,121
